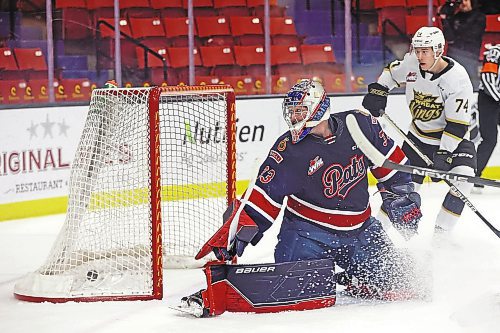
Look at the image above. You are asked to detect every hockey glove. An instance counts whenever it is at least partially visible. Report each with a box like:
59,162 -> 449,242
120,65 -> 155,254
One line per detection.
196,199 -> 261,262
362,82 -> 389,117
433,149 -> 453,171
381,183 -> 422,240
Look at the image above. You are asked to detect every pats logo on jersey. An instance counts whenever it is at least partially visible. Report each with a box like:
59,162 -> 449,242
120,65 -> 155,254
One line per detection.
308,156 -> 324,175
406,72 -> 417,82
409,90 -> 443,122
322,155 -> 366,199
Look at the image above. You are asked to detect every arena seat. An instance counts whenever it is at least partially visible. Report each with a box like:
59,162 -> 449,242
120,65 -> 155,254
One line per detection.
120,0 -> 156,18
167,47 -> 203,68
152,0 -> 186,18
375,0 -> 407,36
270,17 -> 301,46
56,0 -> 91,40
405,15 -> 437,36
0,48 -> 19,72
271,44 -> 302,75
14,48 -> 47,75
196,16 -> 233,46
234,45 -> 266,77
200,46 -> 242,76
214,0 -> 249,16
129,17 -> 166,40
163,17 -> 201,47
247,0 -> 286,18
406,0 -> 438,15
96,18 -> 132,38
230,16 -> 264,45
301,44 -> 336,65
87,0 -> 115,22
485,14 -> 500,33
136,47 -> 168,69
182,0 -> 218,16
151,0 -> 182,8
233,45 -> 265,67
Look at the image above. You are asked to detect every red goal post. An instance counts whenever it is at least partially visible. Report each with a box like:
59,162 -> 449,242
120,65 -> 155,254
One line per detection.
14,85 -> 236,302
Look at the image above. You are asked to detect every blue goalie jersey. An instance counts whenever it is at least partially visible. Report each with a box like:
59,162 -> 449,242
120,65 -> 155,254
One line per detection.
243,110 -> 412,236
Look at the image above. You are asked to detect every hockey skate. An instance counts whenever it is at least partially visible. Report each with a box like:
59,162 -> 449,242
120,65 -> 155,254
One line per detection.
171,290 -> 209,318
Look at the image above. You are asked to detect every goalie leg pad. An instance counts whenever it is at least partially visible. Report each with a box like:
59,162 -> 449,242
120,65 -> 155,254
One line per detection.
201,259 -> 336,316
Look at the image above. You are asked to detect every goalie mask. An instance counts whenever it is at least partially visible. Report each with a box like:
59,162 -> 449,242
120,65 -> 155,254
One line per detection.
282,79 -> 331,144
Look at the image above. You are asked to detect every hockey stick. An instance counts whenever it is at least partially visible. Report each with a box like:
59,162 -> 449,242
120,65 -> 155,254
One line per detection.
346,114 -> 500,238
380,113 -> 500,238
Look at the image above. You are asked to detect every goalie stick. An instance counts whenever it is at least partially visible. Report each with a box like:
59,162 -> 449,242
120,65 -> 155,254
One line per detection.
345,114 -> 500,238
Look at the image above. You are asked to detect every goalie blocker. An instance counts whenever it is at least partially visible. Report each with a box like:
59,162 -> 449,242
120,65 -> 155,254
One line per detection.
184,259 -> 336,317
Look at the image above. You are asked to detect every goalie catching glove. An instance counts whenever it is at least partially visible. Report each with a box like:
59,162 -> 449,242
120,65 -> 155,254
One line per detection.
379,183 -> 422,240
196,199 -> 262,261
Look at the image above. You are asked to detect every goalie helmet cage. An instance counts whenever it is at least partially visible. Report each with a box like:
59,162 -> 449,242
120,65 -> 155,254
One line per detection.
14,85 -> 237,302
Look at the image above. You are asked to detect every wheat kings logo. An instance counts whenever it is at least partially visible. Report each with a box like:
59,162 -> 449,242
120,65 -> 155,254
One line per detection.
409,90 -> 444,122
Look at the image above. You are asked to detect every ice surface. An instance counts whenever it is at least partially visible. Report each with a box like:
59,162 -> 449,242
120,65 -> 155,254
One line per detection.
1,183 -> 499,333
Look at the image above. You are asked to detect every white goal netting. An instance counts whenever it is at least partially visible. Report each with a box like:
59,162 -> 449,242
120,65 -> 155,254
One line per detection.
14,86 -> 236,302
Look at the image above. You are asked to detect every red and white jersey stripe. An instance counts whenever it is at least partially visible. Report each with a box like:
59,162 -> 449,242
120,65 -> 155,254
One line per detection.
286,195 -> 371,231
246,185 -> 282,223
370,144 -> 407,183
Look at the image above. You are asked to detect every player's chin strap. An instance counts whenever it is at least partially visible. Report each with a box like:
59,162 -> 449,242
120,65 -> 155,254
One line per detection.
380,113 -> 500,239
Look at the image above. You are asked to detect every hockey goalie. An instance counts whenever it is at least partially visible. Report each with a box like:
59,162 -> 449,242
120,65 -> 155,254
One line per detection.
182,79 -> 428,317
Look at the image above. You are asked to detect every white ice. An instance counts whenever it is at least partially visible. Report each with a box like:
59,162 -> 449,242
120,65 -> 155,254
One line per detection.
1,183 -> 499,333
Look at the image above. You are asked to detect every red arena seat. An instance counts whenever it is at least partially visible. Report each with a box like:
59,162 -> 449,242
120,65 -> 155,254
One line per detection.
196,16 -> 233,45
485,15 -> 500,32
96,18 -> 132,38
301,44 -> 335,65
163,17 -> 201,47
167,47 -> 203,68
0,48 -> 19,71
14,48 -> 47,71
200,45 -> 235,67
214,0 -> 249,16
406,15 -> 438,36
136,47 -> 168,68
129,17 -> 166,40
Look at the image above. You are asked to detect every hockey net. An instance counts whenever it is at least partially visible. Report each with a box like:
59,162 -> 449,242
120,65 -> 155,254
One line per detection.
14,85 -> 236,302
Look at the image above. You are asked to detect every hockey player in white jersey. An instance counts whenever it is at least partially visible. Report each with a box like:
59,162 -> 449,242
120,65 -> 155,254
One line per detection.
362,26 -> 476,235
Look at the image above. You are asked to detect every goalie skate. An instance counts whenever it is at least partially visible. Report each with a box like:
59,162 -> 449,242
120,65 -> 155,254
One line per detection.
170,290 -> 209,318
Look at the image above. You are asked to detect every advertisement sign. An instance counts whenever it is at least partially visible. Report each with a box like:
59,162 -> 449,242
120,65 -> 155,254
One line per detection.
0,106 -> 87,205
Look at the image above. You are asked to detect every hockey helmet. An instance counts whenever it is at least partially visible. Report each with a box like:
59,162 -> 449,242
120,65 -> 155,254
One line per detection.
411,26 -> 446,59
282,79 -> 330,144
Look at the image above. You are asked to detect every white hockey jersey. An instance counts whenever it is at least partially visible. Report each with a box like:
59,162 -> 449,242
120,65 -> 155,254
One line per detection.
377,53 -> 474,153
